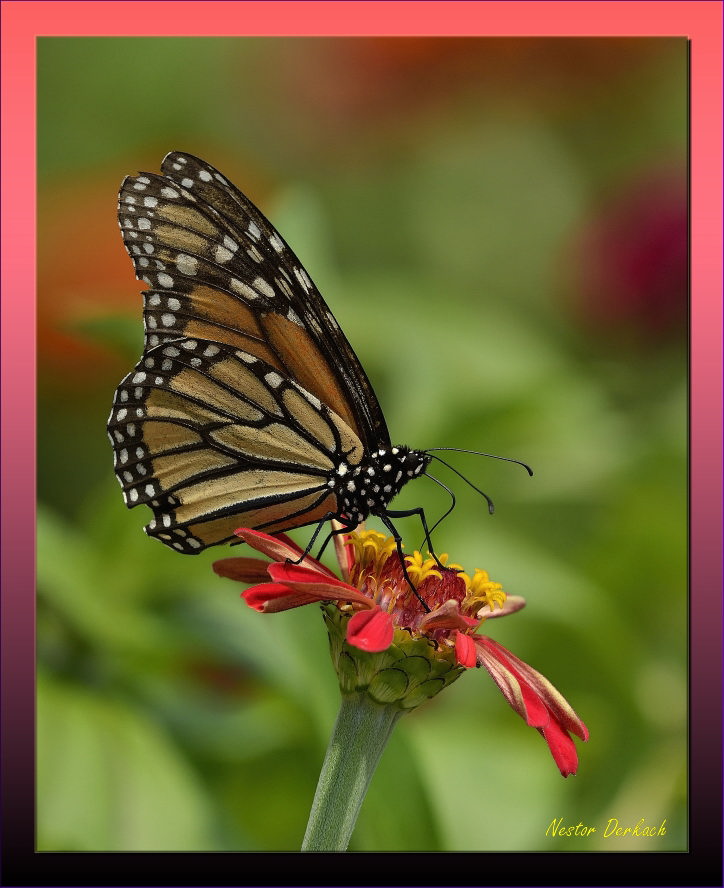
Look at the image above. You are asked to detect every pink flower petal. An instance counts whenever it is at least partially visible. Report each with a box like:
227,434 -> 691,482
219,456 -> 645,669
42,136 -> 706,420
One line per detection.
454,631 -> 477,668
420,599 -> 478,632
477,595 -> 526,620
346,607 -> 394,652
332,528 -> 355,582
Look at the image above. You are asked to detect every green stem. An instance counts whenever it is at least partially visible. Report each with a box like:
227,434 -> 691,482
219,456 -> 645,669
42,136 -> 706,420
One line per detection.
301,692 -> 403,851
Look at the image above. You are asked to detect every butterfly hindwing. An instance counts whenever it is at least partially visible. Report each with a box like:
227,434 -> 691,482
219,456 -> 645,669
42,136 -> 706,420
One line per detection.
108,336 -> 365,552
117,151 -> 389,450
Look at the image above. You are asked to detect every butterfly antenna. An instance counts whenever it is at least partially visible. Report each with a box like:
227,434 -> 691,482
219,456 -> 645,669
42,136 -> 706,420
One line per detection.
421,472 -> 457,544
426,453 -> 496,514
425,447 -> 533,477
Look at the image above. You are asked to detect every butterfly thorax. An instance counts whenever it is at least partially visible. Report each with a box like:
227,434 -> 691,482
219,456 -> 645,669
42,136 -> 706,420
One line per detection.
332,446 -> 431,525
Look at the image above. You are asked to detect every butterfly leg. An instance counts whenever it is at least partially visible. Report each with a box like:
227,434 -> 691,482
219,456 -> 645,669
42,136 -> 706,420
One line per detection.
377,514 -> 431,613
286,512 -> 338,565
307,520 -> 364,568
384,506 -> 447,571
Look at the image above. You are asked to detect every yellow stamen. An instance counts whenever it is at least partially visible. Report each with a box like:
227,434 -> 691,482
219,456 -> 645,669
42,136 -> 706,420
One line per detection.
404,551 -> 442,585
462,568 -> 506,615
429,552 -> 464,572
346,530 -> 398,582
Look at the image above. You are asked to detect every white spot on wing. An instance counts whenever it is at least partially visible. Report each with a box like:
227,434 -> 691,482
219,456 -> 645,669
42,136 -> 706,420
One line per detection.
253,277 -> 275,299
176,254 -> 198,275
215,245 -> 233,263
294,266 -> 312,294
230,278 -> 259,300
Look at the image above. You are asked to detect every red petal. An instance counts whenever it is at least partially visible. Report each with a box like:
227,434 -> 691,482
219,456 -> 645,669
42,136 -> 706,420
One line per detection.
234,528 -> 336,577
477,637 -> 588,741
474,636 -> 587,777
212,557 -> 271,583
539,718 -> 580,777
475,637 -> 549,727
454,631 -> 477,668
346,607 -> 394,652
267,563 -> 372,607
241,583 -> 321,612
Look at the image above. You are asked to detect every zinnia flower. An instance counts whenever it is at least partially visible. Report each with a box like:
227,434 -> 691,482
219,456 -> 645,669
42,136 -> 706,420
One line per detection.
214,526 -> 588,778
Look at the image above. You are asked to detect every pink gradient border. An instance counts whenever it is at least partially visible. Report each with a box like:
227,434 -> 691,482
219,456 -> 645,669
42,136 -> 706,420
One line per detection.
2,0 -> 721,878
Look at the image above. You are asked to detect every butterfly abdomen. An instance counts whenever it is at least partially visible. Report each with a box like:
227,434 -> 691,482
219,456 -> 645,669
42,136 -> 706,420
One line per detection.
332,446 -> 431,525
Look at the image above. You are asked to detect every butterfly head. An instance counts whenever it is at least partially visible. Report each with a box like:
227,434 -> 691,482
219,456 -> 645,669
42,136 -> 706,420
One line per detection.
333,446 -> 431,525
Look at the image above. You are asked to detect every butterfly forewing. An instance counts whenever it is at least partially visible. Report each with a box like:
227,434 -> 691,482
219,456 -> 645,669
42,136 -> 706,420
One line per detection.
108,337 -> 362,551
111,152 -> 434,556
117,151 -> 389,449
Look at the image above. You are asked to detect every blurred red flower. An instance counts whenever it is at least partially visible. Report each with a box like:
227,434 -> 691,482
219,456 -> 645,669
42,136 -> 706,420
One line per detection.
568,167 -> 687,344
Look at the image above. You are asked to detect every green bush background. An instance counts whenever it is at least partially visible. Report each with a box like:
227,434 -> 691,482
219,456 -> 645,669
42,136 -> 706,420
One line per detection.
37,37 -> 687,851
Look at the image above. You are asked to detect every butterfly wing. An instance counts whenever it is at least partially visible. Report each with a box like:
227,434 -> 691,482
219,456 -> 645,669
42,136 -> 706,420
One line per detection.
108,337 -> 365,552
117,151 -> 390,451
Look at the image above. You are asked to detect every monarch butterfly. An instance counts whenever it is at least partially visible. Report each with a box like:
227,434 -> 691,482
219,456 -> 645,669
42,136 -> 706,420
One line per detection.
108,152 -> 527,589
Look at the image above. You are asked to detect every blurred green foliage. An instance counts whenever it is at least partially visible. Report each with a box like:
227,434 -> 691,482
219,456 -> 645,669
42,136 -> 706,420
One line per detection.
37,37 -> 686,850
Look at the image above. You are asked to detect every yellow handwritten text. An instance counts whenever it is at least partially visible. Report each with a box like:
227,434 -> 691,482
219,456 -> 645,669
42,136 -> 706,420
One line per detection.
604,818 -> 667,838
546,818 -> 597,837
